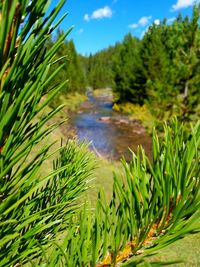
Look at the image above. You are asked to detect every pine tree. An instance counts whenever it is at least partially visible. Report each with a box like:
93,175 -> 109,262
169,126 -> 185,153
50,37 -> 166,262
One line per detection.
141,21 -> 176,118
171,5 -> 200,120
0,1 -> 94,265
47,30 -> 87,98
113,33 -> 146,104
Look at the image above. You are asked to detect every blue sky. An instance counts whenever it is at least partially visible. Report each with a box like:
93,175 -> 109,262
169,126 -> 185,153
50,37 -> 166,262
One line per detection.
50,0 -> 198,55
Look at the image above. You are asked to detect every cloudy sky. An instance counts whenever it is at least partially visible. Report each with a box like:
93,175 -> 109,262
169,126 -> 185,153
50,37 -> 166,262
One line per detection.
50,0 -> 199,55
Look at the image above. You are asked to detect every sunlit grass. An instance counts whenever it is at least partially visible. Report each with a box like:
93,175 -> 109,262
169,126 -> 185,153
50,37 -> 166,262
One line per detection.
51,92 -> 87,111
93,88 -> 113,98
113,102 -> 155,131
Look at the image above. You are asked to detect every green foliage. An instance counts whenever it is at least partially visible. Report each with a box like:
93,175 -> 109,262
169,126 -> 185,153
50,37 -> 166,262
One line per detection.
0,1 -> 95,266
113,34 -> 147,104
141,6 -> 200,120
113,102 -> 154,130
83,47 -> 116,89
34,119 -> 200,266
141,21 -> 174,116
47,30 -> 87,99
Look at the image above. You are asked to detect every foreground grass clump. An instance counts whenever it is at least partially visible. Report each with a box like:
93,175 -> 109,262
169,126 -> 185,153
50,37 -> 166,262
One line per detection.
32,119 -> 200,266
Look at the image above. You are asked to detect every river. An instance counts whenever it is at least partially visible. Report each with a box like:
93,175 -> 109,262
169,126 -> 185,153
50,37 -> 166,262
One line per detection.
69,90 -> 152,161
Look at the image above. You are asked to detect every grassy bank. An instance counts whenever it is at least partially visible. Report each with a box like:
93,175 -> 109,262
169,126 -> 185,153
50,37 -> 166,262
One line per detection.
92,88 -> 156,132
50,92 -> 87,112
113,102 -> 155,131
93,88 -> 114,99
60,92 -> 87,111
30,93 -> 86,177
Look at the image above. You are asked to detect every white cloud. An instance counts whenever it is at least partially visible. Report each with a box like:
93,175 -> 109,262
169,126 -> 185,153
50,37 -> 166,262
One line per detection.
84,6 -> 113,21
172,0 -> 198,11
92,6 -> 112,19
154,19 -> 160,25
139,16 -> 152,26
129,16 -> 152,29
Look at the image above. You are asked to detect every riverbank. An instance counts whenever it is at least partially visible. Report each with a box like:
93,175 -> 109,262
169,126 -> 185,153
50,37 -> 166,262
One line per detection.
91,88 -> 156,132
113,102 -> 155,132
47,89 -> 155,142
67,89 -> 152,161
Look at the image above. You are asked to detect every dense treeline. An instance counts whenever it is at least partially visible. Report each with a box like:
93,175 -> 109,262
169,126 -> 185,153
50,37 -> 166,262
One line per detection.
83,5 -> 200,121
47,29 -> 86,94
139,7 -> 200,120
49,5 -> 200,121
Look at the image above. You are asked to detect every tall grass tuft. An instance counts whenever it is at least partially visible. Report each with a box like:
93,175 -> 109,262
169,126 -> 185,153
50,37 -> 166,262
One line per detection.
37,119 -> 200,266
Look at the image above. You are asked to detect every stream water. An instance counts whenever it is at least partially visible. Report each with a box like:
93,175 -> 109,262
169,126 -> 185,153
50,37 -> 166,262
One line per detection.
69,91 -> 152,161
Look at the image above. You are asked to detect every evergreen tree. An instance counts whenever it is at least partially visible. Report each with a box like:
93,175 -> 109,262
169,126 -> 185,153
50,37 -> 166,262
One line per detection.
141,21 -> 175,118
81,47 -> 116,89
47,30 -> 87,98
171,5 -> 200,120
113,34 -> 146,104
